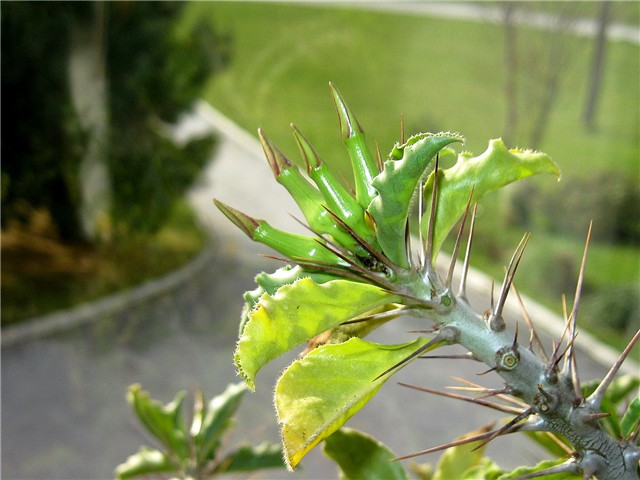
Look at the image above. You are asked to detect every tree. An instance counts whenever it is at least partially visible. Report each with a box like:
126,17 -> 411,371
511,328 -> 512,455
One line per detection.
1,2 -> 231,242
500,2 -> 582,147
582,1 -> 612,131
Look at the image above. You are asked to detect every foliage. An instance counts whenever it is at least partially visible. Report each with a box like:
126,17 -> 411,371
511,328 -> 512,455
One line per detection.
116,383 -> 284,479
1,3 -> 89,240
1,2 -> 230,241
216,84 -> 640,479
106,2 -> 229,236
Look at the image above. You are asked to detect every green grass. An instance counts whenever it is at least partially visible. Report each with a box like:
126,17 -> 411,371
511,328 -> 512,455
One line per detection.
180,2 -> 639,348
1,201 -> 208,327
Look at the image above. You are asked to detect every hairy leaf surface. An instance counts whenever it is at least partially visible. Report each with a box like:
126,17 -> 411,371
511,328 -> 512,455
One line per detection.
275,337 -> 437,469
235,278 -> 400,389
424,139 -> 560,256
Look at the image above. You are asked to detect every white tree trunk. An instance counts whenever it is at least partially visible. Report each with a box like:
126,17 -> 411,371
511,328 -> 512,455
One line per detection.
68,2 -> 111,241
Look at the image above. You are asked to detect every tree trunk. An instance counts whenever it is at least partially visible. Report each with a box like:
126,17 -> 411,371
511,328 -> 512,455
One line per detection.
502,2 -> 519,146
582,0 -> 611,131
68,2 -> 112,241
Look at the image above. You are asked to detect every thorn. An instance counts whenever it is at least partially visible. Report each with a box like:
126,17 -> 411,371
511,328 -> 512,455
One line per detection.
547,305 -> 574,374
446,187 -> 475,290
400,113 -> 405,144
380,289 -> 436,309
450,377 -> 529,408
537,384 -> 556,403
258,128 -> 293,177
291,123 -> 323,172
587,412 -> 611,421
512,282 -> 548,362
398,383 -> 525,415
477,366 -> 497,376
315,239 -> 397,290
458,203 -> 478,301
490,281 -> 495,312
329,81 -> 364,140
391,426 -> 498,462
587,328 -> 640,411
213,199 -> 260,238
564,221 -> 592,399
496,233 -> 530,318
449,386 -> 513,401
339,307 -> 407,326
419,353 -> 477,361
471,407 -> 533,451
490,233 -> 530,332
549,333 -> 578,373
422,154 -> 440,275
404,217 -> 414,270
322,206 -> 395,271
544,432 -> 574,455
374,141 -> 383,173
417,180 -> 426,269
373,336 -> 445,381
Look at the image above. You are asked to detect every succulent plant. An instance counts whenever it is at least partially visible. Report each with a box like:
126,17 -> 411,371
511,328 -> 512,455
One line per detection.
215,83 -> 639,479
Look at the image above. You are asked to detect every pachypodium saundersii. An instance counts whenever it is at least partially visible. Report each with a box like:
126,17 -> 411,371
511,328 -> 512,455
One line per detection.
215,83 -> 640,479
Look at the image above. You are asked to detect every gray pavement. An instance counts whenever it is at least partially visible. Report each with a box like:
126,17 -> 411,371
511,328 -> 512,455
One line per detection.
2,102 -> 636,480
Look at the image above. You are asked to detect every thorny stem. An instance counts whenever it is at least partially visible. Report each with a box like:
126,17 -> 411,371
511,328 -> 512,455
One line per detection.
383,173 -> 640,479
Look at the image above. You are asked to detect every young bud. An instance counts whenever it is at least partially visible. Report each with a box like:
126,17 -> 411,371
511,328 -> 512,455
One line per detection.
329,82 -> 378,207
291,124 -> 377,247
214,199 -> 343,265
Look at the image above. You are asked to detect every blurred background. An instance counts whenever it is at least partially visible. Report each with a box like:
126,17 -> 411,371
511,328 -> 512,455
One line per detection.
2,2 -> 638,479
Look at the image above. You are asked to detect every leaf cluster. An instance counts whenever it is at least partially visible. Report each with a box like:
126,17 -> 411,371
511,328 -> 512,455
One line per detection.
115,383 -> 284,479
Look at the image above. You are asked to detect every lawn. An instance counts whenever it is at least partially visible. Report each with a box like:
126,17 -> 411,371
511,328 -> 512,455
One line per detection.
179,2 -> 639,348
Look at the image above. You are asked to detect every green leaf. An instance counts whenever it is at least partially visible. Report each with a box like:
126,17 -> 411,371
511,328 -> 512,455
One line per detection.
458,458 -> 504,480
330,83 -> 379,208
323,428 -> 409,480
369,132 -> 464,267
260,128 -> 367,254
235,278 -> 400,389
127,385 -> 189,460
423,139 -> 560,257
115,447 -> 176,480
194,383 -> 247,464
498,459 -> 581,479
433,426 -> 490,480
292,125 -> 377,246
275,337 -> 438,469
213,442 -> 285,474
621,396 -> 640,439
214,199 -> 343,264
240,266 -> 339,335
